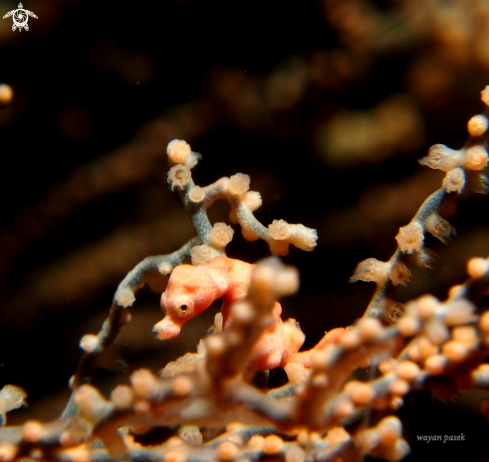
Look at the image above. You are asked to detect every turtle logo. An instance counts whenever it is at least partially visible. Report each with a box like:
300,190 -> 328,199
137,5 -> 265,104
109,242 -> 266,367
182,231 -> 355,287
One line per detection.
3,3 -> 38,32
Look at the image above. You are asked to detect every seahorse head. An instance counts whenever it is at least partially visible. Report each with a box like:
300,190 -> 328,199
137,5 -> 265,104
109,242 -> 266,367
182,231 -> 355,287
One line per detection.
154,263 -> 218,340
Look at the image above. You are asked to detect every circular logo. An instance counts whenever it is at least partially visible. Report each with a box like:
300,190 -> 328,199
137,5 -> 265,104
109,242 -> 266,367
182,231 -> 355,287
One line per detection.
12,9 -> 27,29
3,3 -> 37,32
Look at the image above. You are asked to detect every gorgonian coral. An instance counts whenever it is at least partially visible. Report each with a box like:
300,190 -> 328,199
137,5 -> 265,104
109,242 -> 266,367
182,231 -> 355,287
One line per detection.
1,89 -> 489,462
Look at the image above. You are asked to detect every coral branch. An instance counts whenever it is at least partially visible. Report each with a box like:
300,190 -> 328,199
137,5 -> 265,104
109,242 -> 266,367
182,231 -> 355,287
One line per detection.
354,89 -> 489,322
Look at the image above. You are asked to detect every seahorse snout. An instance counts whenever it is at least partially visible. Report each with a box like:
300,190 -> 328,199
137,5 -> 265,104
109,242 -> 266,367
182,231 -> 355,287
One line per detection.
153,317 -> 182,340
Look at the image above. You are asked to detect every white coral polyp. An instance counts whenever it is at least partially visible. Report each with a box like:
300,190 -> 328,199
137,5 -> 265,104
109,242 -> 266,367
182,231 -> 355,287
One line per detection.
244,191 -> 262,211
268,219 -> 290,240
0,386 -> 27,414
228,173 -> 250,196
190,245 -> 220,265
210,223 -> 234,248
350,258 -> 389,284
168,164 -> 191,190
289,224 -> 318,251
395,221 -> 424,254
167,139 -> 191,164
389,261 -> 412,286
442,167 -> 465,193
189,186 -> 205,203
418,144 -> 463,172
268,221 -> 317,252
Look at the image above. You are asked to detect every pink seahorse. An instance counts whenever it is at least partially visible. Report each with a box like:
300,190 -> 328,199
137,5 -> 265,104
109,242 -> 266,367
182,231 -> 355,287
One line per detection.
153,257 -> 344,373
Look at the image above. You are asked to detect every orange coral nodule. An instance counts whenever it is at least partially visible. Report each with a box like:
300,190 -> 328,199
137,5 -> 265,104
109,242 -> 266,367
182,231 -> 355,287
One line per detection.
0,84 -> 13,108
167,139 -> 191,164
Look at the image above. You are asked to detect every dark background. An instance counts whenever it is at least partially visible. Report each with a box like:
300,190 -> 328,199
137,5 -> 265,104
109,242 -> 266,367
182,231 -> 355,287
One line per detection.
1,0 -> 489,460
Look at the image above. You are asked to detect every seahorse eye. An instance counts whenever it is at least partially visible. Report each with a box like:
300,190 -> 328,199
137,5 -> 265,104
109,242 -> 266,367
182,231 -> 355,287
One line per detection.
180,304 -> 188,311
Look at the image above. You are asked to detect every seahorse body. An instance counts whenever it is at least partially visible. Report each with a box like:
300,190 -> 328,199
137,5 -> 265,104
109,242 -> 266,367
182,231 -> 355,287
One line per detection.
154,257 -> 344,372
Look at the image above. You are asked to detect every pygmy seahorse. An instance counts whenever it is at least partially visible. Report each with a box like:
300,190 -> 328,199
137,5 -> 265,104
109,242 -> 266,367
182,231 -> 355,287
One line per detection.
153,257 -> 344,375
